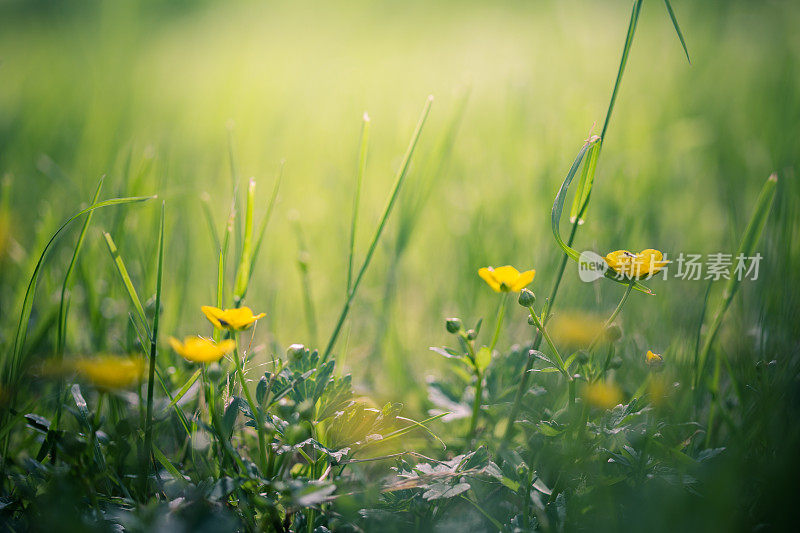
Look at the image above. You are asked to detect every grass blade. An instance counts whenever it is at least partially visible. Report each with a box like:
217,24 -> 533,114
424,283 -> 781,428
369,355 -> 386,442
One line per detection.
322,95 -> 434,363
601,0 -> 643,140
249,161 -> 283,278
347,112 -> 371,293
695,174 -> 778,388
663,0 -> 691,64
143,201 -> 165,488
3,194 -> 154,389
233,178 -> 255,305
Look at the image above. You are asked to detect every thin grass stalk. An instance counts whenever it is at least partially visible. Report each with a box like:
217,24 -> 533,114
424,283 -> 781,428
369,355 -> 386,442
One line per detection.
347,113 -> 371,293
143,201 -> 165,493
321,95 -> 433,363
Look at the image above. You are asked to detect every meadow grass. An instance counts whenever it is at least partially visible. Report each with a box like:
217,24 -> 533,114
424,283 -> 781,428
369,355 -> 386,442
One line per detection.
0,0 -> 799,531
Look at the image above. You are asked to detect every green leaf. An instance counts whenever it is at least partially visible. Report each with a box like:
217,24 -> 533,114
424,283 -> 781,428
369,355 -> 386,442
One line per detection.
663,0 -> 691,64
475,346 -> 492,372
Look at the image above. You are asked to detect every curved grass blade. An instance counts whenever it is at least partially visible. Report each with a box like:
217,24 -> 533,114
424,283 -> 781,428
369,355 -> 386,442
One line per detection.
4,194 -> 154,388
601,0 -> 643,140
551,137 -> 652,295
347,113 -> 371,293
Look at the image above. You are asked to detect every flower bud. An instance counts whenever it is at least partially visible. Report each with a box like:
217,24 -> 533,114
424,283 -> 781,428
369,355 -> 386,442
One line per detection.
605,325 -> 622,343
466,329 -> 478,341
287,343 -> 305,362
518,288 -> 536,307
527,314 -> 535,326
445,318 -> 463,334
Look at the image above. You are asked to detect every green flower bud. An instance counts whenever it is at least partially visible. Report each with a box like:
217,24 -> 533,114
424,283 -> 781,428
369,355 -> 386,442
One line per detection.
518,288 -> 536,307
605,325 -> 622,343
466,329 -> 478,341
286,343 -> 305,362
445,318 -> 463,334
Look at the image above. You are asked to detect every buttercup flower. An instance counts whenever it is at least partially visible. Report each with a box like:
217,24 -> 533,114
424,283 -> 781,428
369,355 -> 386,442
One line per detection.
478,265 -> 535,293
583,381 -> 622,410
604,249 -> 666,278
645,349 -> 664,368
201,306 -> 265,331
169,336 -> 236,363
73,355 -> 145,390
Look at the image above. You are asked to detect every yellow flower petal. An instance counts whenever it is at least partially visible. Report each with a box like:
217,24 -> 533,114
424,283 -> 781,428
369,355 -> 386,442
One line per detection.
478,267 -> 501,292
645,349 -> 664,367
73,355 -> 145,390
169,336 -> 236,363
604,249 -> 666,278
511,269 -> 536,291
201,305 -> 265,331
491,265 -> 521,291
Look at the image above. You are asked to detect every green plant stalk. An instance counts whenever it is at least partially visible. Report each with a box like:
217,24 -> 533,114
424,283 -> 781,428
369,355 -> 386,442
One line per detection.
489,293 -> 510,352
143,202 -> 165,495
322,95 -> 433,363
347,113 -> 371,293
587,279 -> 635,352
460,333 -> 482,440
248,162 -> 283,281
232,335 -> 268,474
503,0 -> 646,442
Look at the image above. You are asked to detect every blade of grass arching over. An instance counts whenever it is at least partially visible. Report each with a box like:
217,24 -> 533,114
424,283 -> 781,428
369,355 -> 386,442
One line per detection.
550,137 -> 653,295
321,95 -> 434,363
143,202 -> 165,488
233,178 -> 256,306
165,368 -> 202,410
663,0 -> 691,64
249,161 -> 283,276
3,194 -> 154,389
601,0 -> 643,140
52,176 -> 105,432
347,113 -> 371,293
104,232 -> 152,343
695,173 -> 778,389
569,142 -> 600,225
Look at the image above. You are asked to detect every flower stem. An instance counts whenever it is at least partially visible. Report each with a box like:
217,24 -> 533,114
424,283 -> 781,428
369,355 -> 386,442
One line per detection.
489,293 -> 510,352
588,278 -> 635,352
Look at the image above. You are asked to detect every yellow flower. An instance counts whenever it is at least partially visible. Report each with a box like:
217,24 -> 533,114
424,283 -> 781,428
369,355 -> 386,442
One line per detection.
478,265 -> 535,293
201,306 -> 265,331
549,311 -> 605,347
583,381 -> 622,410
604,249 -> 666,278
645,349 -> 664,368
73,355 -> 145,390
169,336 -> 236,363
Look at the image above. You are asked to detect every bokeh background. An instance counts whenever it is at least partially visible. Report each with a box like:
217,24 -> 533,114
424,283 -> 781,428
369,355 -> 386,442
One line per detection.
1,0 -> 798,410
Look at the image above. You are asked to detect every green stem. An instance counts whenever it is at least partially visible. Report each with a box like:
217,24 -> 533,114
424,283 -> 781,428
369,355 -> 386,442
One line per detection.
587,279 -> 635,352
467,369 -> 483,440
489,293 -> 510,352
527,306 -> 570,382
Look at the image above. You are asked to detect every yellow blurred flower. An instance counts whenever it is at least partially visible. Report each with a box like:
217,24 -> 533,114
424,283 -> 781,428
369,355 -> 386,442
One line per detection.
169,336 -> 236,363
478,265 -> 535,293
201,306 -> 265,331
73,355 -> 145,390
604,249 -> 666,278
549,311 -> 605,347
645,349 -> 664,368
583,381 -> 622,410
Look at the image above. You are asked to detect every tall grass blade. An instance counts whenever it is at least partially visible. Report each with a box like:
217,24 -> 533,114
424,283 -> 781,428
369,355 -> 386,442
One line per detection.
321,95 -> 434,363
695,173 -> 778,388
601,0 -> 643,140
663,0 -> 691,64
347,113 -> 371,293
249,161 -> 283,276
234,178 -> 256,305
143,202 -> 165,487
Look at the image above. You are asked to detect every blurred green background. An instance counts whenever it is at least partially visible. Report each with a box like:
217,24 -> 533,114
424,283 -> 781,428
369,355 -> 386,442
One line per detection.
1,0 -> 798,407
